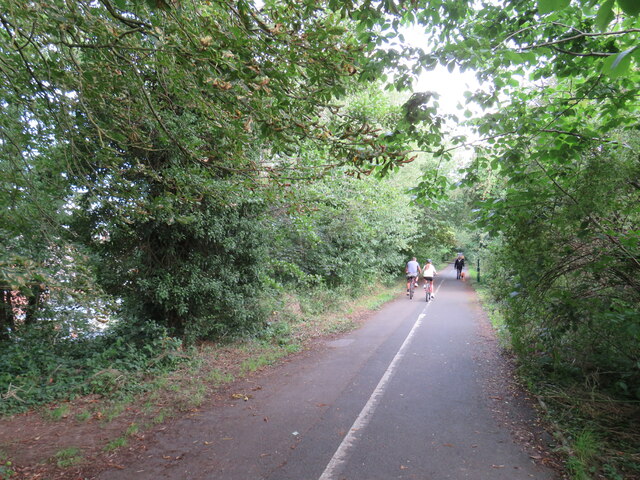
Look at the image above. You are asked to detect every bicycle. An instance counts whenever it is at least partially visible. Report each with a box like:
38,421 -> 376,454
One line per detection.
408,276 -> 416,299
424,278 -> 434,302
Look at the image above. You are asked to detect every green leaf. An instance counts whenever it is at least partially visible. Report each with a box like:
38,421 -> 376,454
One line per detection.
602,48 -> 634,77
505,51 -> 524,64
538,0 -> 570,14
538,0 -> 554,14
611,46 -> 638,69
617,0 -> 640,16
595,0 -> 615,31
146,0 -> 171,10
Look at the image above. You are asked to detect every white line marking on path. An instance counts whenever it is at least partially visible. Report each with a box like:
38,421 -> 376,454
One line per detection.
318,281 -> 444,480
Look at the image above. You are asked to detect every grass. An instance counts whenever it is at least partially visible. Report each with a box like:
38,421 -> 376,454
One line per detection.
363,291 -> 395,310
292,282 -> 398,339
43,404 -> 70,421
125,423 -> 139,437
191,385 -> 207,408
151,376 -> 170,390
239,344 -> 300,375
468,274 -> 510,347
535,385 -> 640,479
152,409 -> 166,425
207,369 -> 234,385
176,383 -> 207,410
102,396 -> 133,423
75,410 -> 92,422
52,447 -> 83,468
566,430 -> 599,480
324,317 -> 357,334
104,436 -> 128,452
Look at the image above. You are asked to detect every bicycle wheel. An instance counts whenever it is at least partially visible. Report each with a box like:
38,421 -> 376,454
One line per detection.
409,283 -> 414,299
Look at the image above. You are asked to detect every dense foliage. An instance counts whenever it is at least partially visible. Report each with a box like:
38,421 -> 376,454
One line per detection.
0,320 -> 184,414
477,133 -> 640,394
265,175 -> 417,288
0,0 -> 421,340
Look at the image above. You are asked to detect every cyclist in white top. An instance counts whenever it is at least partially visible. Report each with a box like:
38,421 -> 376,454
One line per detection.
406,257 -> 421,295
422,259 -> 437,299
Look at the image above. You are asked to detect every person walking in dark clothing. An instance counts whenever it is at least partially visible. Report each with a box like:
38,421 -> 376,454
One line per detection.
454,254 -> 465,280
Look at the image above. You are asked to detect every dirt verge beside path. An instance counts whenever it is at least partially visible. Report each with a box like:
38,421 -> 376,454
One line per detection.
469,284 -> 565,476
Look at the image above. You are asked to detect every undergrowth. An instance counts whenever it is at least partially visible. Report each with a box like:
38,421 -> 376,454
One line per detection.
467,271 -> 512,352
535,383 -> 640,479
0,283 -> 397,419
0,321 -> 188,415
470,277 -> 640,480
0,450 -> 15,478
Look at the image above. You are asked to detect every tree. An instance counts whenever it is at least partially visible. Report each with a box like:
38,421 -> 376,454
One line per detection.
265,172 -> 421,289
0,0 -> 429,339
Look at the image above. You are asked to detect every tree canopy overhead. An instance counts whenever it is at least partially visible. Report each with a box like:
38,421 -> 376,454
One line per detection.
1,0 -> 414,192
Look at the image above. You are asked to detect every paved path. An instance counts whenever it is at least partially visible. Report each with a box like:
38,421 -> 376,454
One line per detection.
98,265 -> 558,479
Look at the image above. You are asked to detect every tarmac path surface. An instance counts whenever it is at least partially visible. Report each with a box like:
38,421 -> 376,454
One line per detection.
97,264 -> 559,480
